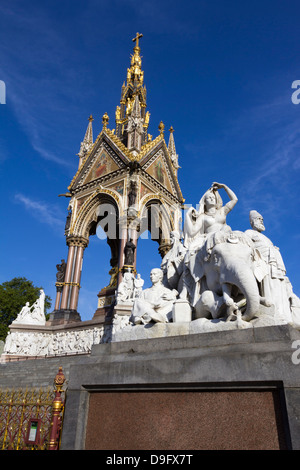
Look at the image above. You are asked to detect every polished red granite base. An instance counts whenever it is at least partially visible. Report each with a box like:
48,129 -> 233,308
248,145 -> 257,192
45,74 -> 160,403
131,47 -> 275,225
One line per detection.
85,389 -> 287,450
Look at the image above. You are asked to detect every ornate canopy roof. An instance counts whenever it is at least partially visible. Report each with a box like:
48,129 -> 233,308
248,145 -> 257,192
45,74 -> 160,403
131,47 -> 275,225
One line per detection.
67,33 -> 184,205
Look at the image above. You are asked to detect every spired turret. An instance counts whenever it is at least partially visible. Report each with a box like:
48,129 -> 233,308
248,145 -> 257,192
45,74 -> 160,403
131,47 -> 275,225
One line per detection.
77,115 -> 94,168
115,32 -> 149,148
168,127 -> 179,176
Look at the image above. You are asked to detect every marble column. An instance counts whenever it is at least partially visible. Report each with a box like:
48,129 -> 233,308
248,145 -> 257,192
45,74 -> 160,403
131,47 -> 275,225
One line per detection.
118,233 -> 127,269
60,245 -> 75,309
69,245 -> 84,311
60,236 -> 88,311
128,217 -> 140,270
54,285 -> 63,311
117,220 -> 128,286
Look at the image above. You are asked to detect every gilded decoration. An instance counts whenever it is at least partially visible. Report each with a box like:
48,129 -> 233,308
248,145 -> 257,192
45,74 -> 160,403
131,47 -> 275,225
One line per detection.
105,128 -> 136,161
0,386 -> 65,450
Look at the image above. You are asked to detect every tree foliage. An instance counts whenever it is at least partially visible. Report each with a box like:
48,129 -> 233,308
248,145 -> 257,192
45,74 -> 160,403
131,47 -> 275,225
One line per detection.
0,277 -> 52,341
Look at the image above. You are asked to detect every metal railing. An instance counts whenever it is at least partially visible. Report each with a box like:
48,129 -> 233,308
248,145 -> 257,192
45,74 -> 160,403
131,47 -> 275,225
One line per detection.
0,368 -> 66,450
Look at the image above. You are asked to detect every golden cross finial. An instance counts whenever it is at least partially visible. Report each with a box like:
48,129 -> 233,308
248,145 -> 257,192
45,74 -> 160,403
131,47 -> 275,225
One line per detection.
132,32 -> 143,48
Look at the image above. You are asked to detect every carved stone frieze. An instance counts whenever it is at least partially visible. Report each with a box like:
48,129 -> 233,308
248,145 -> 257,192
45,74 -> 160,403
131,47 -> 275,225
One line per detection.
3,327 -> 105,357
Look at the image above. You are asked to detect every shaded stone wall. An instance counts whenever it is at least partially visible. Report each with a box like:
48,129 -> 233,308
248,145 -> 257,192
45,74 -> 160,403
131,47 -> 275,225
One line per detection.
0,354 -> 88,389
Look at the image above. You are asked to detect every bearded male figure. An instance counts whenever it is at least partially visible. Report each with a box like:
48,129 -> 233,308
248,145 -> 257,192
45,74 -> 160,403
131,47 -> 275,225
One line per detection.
245,210 -> 292,323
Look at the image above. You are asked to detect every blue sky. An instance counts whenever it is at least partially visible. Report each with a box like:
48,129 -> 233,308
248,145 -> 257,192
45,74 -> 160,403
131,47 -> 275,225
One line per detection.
1,0 -> 300,321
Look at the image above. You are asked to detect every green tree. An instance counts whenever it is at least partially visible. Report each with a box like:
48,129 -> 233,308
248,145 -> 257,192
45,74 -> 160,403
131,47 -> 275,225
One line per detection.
0,277 -> 52,341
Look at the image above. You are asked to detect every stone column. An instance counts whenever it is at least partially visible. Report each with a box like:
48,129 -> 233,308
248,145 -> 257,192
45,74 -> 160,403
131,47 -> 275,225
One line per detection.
117,216 -> 129,286
128,216 -> 140,270
60,244 -> 75,309
69,245 -> 84,311
65,236 -> 88,311
54,284 -> 63,311
49,236 -> 88,325
60,236 -> 88,310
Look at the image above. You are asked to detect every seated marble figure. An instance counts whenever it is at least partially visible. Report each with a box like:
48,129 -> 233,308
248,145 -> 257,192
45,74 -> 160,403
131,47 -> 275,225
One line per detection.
131,268 -> 178,324
116,272 -> 134,304
183,182 -> 238,252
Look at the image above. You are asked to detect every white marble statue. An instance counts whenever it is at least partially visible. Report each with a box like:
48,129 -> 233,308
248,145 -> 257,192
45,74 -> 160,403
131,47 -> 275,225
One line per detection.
161,230 -> 186,293
245,210 -> 294,323
116,272 -> 134,304
116,272 -> 145,304
133,274 -> 144,298
13,302 -> 31,323
183,182 -> 238,251
285,277 -> 300,326
181,183 -> 264,321
12,289 -> 46,326
131,268 -> 178,324
31,289 -> 46,323
181,182 -> 239,308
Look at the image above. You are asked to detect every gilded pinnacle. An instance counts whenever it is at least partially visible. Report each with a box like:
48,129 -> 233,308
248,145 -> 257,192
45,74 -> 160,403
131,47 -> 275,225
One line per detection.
102,112 -> 109,128
158,121 -> 165,135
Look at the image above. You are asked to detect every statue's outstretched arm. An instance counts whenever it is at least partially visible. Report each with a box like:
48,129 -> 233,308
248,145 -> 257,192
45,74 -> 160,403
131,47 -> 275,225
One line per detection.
212,182 -> 238,214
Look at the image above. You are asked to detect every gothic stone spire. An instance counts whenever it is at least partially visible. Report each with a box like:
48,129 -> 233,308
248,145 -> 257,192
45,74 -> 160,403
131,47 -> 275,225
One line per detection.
77,115 -> 94,166
168,126 -> 179,171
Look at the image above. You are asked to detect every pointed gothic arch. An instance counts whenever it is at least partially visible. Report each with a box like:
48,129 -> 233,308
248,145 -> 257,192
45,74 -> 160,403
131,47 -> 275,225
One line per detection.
53,191 -> 122,322
71,189 -> 122,239
138,196 -> 175,258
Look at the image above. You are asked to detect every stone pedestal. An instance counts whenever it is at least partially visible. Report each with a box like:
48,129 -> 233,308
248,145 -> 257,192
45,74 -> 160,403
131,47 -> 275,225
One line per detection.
93,287 -> 116,321
48,309 -> 81,326
113,303 -> 133,317
172,299 -> 192,323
